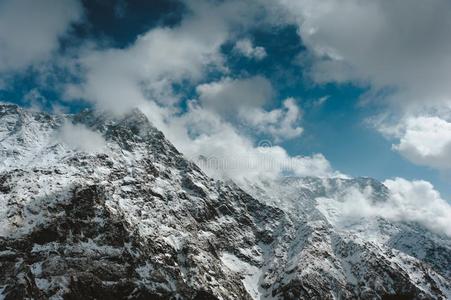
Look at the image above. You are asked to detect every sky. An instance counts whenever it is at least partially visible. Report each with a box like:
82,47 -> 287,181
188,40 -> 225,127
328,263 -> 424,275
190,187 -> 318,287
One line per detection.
0,0 -> 451,201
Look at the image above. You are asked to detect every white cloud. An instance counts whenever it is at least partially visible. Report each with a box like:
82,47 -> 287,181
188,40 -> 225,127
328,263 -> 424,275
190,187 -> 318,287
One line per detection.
140,101 -> 332,183
245,98 -> 303,141
57,122 -> 106,153
376,116 -> 451,169
62,0 -> 333,184
383,178 -> 451,237
313,96 -> 329,107
66,0 -> 260,113
318,177 -> 451,237
197,76 -> 273,115
233,38 -> 267,60
197,77 -> 303,141
0,0 -> 82,73
267,0 -> 451,171
66,26 -> 225,113
272,0 -> 451,107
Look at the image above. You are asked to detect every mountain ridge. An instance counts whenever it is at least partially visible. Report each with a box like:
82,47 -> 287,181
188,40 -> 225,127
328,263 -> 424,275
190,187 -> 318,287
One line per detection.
0,104 -> 450,299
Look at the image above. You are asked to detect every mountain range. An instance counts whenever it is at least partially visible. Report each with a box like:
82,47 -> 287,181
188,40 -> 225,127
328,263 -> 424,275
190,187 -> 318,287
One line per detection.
0,104 -> 450,299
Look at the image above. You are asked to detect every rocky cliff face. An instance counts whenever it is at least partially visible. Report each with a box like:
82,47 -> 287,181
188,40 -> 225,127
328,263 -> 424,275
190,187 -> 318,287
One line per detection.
0,104 -> 450,299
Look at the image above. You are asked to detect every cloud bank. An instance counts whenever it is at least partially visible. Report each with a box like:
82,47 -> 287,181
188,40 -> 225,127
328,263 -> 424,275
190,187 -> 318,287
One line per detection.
62,0 -> 325,183
196,77 -> 303,141
150,100 -> 333,183
318,177 -> 451,237
270,0 -> 451,171
272,0 -> 451,105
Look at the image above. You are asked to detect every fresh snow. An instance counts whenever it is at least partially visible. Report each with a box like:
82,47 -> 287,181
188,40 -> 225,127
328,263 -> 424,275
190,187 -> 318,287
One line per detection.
221,253 -> 262,300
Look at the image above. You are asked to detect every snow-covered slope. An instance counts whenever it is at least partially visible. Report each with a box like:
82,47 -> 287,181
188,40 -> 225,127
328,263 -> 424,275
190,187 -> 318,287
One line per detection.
0,104 -> 450,299
244,177 -> 451,299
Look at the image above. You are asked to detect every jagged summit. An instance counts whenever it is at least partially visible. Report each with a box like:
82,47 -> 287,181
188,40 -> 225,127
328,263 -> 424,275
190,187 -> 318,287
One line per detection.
0,105 -> 450,299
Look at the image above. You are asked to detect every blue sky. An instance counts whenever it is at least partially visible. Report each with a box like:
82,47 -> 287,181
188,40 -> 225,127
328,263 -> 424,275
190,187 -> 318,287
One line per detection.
1,0 -> 450,199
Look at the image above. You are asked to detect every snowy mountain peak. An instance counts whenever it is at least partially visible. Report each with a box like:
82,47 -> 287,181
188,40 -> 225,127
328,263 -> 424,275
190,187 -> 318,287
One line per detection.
0,106 -> 450,299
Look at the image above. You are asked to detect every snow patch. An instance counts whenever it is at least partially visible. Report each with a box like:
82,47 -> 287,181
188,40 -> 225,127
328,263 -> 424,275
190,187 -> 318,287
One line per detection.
220,252 -> 262,300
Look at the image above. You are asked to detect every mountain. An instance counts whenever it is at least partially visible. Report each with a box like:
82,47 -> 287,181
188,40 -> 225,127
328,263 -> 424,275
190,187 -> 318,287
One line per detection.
0,104 -> 450,299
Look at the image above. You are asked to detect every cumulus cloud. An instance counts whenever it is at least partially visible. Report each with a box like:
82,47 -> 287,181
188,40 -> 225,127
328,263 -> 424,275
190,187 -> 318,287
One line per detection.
197,77 -> 303,141
318,178 -> 451,237
383,178 -> 451,237
233,38 -> 267,60
62,0 -> 322,184
373,115 -> 451,170
244,97 -> 303,141
140,100 -> 332,183
272,0 -> 451,107
65,25 -> 225,113
57,122 -> 106,153
0,0 -> 82,73
392,117 -> 451,169
267,0 -> 451,171
65,0 -> 259,113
